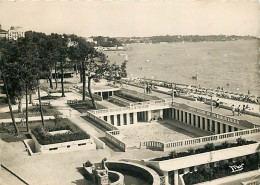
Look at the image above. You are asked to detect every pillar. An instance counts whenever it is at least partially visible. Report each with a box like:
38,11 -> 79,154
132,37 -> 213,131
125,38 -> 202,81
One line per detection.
179,110 -> 182,122
187,112 -> 190,124
183,111 -> 185,123
120,114 -> 124,126
174,170 -> 178,185
133,112 -> 137,124
191,114 -> 194,126
215,121 -> 218,134
174,109 -> 177,120
194,115 -> 198,127
205,117 -> 208,131
163,171 -> 169,185
200,116 -> 203,129
171,108 -> 175,119
107,115 -> 111,124
144,111 -> 147,122
209,119 -> 213,132
126,113 -> 130,125
147,111 -> 152,122
220,123 -> 224,133
231,126 -> 235,132
159,109 -> 163,119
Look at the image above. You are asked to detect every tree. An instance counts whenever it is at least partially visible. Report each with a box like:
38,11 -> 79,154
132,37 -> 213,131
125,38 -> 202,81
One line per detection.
0,39 -> 20,134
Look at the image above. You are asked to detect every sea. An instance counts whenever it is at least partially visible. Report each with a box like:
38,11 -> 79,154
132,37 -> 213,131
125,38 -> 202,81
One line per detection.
104,40 -> 259,97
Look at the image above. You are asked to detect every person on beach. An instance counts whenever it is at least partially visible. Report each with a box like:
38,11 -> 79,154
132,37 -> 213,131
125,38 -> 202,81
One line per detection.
242,105 -> 246,115
216,99 -> 220,108
231,105 -> 235,116
237,105 -> 241,116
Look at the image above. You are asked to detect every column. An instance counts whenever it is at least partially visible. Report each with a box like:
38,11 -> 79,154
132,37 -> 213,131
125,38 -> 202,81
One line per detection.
120,114 -> 124,126
231,126 -> 235,132
174,170 -> 178,185
187,112 -> 190,124
194,115 -> 198,127
107,115 -> 111,124
171,108 -> 175,119
220,123 -> 224,133
191,114 -> 194,126
144,111 -> 147,122
174,109 -> 177,120
159,109 -> 163,119
209,119 -> 213,132
133,112 -> 138,124
183,111 -> 186,123
178,110 -> 182,122
126,113 -> 130,125
205,118 -> 208,131
215,121 -> 218,134
147,111 -> 152,122
163,171 -> 169,185
200,116 -> 203,129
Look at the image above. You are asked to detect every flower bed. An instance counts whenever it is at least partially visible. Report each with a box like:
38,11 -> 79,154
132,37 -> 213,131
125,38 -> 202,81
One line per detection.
182,153 -> 259,185
31,120 -> 90,145
151,138 -> 257,161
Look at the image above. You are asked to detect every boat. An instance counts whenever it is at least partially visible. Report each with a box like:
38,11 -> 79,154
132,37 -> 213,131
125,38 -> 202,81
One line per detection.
192,75 -> 198,80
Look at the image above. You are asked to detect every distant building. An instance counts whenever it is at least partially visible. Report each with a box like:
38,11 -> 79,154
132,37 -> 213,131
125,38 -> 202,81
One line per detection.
7,26 -> 25,40
85,37 -> 97,44
0,24 -> 8,38
67,38 -> 78,47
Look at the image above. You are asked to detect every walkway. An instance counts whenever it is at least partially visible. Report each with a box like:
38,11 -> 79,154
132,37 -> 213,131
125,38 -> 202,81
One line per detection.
124,84 -> 260,126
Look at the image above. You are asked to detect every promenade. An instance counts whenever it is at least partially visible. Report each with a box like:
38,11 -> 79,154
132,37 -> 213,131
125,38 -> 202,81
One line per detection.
123,84 -> 260,126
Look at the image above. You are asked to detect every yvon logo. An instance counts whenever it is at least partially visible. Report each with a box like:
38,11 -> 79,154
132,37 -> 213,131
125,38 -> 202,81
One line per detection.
229,163 -> 244,173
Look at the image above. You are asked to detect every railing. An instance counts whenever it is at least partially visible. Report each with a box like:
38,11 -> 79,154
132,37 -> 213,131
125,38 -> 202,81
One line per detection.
105,131 -> 127,152
89,102 -> 170,115
141,127 -> 260,151
85,112 -> 118,131
173,102 -> 240,125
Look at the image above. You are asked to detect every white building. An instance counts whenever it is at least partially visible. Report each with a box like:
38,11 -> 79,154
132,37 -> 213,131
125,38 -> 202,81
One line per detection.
85,37 -> 97,44
0,24 -> 8,38
67,38 -> 78,47
7,26 -> 24,40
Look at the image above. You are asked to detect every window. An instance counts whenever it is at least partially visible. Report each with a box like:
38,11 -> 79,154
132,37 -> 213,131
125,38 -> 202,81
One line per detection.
49,147 -> 58,151
78,143 -> 86,146
67,145 -> 70,148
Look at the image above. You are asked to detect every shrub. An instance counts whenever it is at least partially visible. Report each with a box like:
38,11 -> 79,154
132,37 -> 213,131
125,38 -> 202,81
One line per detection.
221,141 -> 231,149
204,143 -> 215,152
236,138 -> 247,146
187,148 -> 195,155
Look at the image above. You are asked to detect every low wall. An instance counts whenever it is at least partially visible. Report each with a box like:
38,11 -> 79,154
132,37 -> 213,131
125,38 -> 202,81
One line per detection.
146,143 -> 259,172
142,127 -> 260,151
109,96 -> 131,106
108,170 -> 124,185
180,170 -> 259,185
30,133 -> 96,154
105,130 -> 127,152
85,112 -> 118,131
91,135 -> 105,150
106,161 -> 161,185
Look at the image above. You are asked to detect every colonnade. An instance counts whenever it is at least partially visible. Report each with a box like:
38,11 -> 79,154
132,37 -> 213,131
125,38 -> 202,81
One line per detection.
170,108 -> 240,134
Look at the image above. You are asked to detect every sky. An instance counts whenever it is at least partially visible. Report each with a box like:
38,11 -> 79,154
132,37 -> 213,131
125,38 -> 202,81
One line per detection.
0,0 -> 259,37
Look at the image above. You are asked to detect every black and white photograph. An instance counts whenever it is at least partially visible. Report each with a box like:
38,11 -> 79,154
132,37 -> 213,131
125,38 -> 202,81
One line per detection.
0,0 -> 259,185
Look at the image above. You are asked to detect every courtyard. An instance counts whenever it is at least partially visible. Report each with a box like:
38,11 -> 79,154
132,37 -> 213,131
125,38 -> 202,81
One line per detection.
116,120 -> 205,148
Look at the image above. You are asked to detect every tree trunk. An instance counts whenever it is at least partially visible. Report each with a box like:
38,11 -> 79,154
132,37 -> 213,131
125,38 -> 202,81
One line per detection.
79,63 -> 83,83
37,81 -> 45,127
3,75 -> 19,134
48,72 -> 53,89
60,60 -> 65,97
54,61 -> 58,89
88,77 -> 97,109
82,60 -> 86,101
25,84 -> 29,132
18,97 -> 22,113
29,93 -> 33,104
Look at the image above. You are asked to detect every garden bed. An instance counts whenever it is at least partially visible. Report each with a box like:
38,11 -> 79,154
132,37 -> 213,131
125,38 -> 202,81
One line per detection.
151,138 -> 257,161
31,118 -> 90,145
182,153 -> 259,185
